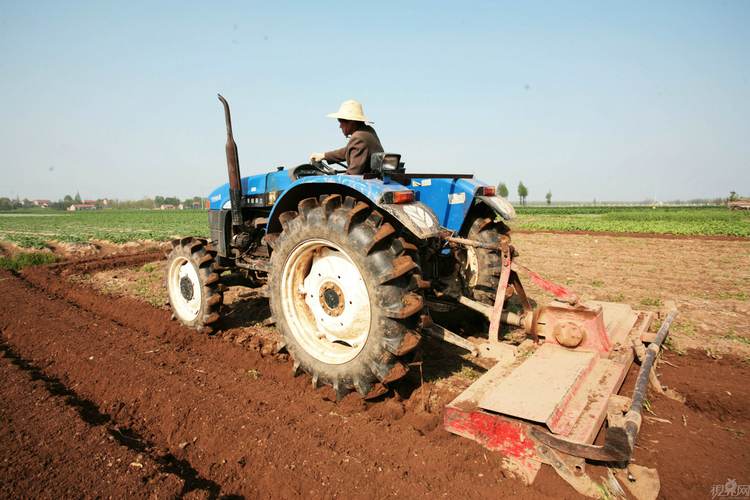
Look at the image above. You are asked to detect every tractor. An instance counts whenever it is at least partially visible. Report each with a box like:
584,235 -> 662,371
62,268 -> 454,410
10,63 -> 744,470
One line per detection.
165,95 -> 675,497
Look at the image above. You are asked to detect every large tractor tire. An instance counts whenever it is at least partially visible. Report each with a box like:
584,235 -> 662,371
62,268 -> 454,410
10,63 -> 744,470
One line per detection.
268,194 -> 424,399
165,237 -> 223,333
461,217 -> 509,305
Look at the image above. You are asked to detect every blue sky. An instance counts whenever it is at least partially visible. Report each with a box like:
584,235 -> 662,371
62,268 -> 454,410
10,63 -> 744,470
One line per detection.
1,0 -> 748,201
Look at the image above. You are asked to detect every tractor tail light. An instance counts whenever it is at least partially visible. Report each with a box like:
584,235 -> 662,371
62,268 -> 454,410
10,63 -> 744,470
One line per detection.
383,191 -> 415,204
394,191 -> 415,204
479,186 -> 496,196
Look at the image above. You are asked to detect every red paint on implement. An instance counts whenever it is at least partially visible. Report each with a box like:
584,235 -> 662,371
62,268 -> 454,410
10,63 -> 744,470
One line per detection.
512,262 -> 579,305
444,406 -> 537,459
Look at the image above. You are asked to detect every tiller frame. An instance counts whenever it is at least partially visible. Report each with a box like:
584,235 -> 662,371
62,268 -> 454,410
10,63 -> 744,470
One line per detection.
434,235 -> 676,498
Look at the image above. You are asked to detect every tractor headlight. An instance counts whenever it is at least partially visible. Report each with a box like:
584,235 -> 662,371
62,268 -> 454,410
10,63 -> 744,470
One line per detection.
370,152 -> 404,176
382,154 -> 400,171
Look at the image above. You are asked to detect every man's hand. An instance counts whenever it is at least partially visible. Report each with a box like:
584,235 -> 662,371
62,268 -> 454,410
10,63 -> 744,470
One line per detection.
309,152 -> 325,163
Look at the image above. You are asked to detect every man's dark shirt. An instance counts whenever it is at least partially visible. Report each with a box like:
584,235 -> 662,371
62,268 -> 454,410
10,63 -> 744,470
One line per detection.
324,124 -> 384,175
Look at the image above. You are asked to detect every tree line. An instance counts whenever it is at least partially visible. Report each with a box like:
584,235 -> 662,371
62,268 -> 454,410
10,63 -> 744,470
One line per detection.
496,181 -> 545,206
494,184 -> 742,206
0,194 -> 206,211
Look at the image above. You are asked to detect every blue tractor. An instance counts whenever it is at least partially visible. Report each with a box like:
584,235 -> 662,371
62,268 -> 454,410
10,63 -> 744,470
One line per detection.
166,95 -> 517,399
166,96 -> 677,494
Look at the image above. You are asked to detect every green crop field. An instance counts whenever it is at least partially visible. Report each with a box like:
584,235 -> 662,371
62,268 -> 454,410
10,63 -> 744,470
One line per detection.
0,206 -> 747,249
511,206 -> 750,237
0,209 -> 209,248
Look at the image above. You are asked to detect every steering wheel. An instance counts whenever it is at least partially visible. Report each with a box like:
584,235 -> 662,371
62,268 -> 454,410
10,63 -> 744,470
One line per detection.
311,159 -> 347,175
292,160 -> 347,180
310,160 -> 337,175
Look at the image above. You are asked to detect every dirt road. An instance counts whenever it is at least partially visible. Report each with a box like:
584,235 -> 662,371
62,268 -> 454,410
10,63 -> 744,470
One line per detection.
1,234 -> 749,498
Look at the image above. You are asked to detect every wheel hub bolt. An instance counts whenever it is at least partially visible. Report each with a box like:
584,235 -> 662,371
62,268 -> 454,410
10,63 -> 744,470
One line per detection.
180,276 -> 194,301
319,282 -> 345,317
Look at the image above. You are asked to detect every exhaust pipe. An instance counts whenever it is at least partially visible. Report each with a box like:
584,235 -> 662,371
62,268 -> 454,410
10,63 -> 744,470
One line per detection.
218,94 -> 244,228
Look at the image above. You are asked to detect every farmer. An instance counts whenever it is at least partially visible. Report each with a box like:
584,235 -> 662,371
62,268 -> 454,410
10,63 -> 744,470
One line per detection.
309,99 -> 383,175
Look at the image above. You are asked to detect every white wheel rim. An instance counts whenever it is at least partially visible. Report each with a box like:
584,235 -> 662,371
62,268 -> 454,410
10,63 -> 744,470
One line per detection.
281,239 -> 371,365
465,246 -> 479,288
168,256 -> 202,322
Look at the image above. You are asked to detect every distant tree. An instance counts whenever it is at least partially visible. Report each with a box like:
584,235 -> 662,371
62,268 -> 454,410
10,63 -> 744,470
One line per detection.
74,191 -> 82,203
0,197 -> 12,211
115,197 -> 156,209
497,182 -> 509,198
50,199 -> 67,210
154,196 -> 165,206
729,191 -> 739,202
62,194 -> 75,208
517,182 -> 528,206
545,190 -> 552,205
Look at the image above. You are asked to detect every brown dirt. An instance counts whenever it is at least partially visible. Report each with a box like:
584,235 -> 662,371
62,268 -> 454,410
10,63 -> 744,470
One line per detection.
0,342 -> 188,498
630,350 -> 750,497
0,239 -> 166,260
0,263 -> 566,499
1,233 -> 749,498
515,229 -> 750,242
513,232 -> 750,357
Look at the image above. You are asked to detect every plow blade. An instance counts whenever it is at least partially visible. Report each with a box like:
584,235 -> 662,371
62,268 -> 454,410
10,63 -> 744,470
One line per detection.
444,301 -> 675,497
477,344 -> 614,437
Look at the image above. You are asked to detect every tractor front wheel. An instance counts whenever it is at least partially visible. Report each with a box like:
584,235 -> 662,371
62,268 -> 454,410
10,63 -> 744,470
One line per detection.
461,217 -> 509,305
269,195 -> 424,399
165,237 -> 223,333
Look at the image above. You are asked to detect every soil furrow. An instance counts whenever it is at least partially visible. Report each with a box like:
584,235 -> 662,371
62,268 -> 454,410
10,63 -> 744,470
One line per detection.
3,231 -> 749,499
0,269 -> 568,498
0,339 -> 229,499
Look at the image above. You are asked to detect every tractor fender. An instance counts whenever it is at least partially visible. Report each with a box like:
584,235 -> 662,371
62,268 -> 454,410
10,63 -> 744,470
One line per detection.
266,176 -> 441,240
476,195 -> 516,221
406,176 -> 513,231
377,201 -> 441,240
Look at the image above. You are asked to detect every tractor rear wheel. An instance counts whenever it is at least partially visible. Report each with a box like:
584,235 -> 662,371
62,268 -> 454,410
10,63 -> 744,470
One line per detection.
269,195 -> 424,399
461,217 -> 509,305
165,237 -> 223,333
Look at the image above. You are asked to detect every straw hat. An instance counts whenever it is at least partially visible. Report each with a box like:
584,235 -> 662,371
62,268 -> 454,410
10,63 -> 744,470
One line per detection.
326,99 -> 372,123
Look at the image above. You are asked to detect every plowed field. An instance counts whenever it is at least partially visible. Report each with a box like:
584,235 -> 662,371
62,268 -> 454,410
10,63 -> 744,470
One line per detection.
1,233 -> 749,499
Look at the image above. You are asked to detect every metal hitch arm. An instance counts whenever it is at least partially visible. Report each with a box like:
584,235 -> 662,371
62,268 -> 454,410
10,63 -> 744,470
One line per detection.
529,309 -> 678,462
